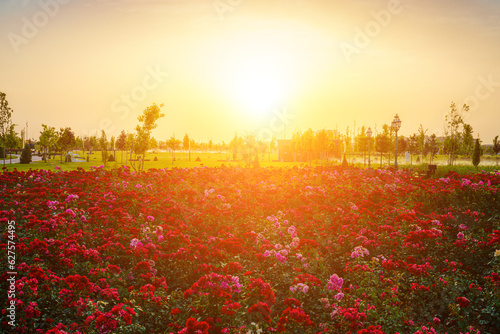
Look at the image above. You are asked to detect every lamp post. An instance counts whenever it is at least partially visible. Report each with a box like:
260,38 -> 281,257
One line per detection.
391,114 -> 401,169
366,127 -> 372,168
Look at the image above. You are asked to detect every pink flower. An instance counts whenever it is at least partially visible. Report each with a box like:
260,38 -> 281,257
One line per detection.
457,232 -> 465,240
327,274 -> 343,292
334,292 -> 344,301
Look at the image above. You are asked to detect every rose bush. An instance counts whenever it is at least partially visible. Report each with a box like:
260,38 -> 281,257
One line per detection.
1,166 -> 499,333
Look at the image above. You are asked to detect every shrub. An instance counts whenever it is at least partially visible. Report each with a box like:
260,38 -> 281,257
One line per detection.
20,143 -> 32,164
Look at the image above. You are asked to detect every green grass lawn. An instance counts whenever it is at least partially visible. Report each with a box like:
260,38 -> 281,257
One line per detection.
2,150 -> 498,174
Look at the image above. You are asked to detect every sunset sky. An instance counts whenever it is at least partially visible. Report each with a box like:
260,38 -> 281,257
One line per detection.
1,0 -> 499,144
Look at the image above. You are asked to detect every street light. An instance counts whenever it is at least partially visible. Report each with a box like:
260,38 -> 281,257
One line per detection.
391,114 -> 402,169
366,127 -> 372,168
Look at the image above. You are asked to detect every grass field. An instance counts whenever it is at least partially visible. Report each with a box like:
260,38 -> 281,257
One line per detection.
1,150 -> 499,175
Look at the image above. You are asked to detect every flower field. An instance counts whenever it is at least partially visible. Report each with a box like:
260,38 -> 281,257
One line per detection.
1,166 -> 500,334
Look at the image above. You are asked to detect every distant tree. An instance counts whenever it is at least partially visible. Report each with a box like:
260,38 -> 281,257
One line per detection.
493,136 -> 500,166
461,124 -> 474,158
110,136 -> 116,160
0,92 -> 13,167
424,134 -> 440,164
444,102 -> 468,165
126,133 -> 134,164
417,124 -> 427,162
133,103 -> 165,171
89,136 -> 98,153
301,128 -> 314,164
58,127 -> 76,163
183,133 -> 190,150
241,132 -> 259,167
375,125 -> 392,167
229,133 -> 243,160
20,143 -> 32,164
472,138 -> 481,169
149,137 -> 158,152
314,129 -> 330,164
5,124 -> 18,164
39,124 -> 58,161
407,133 -> 419,165
166,136 -> 181,164
99,130 -> 108,165
116,130 -> 127,163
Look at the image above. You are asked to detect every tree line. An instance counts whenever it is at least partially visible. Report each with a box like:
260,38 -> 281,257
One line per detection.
1,91 -> 500,168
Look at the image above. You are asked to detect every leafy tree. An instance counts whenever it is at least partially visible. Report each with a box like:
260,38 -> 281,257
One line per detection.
0,92 -> 13,167
39,124 -> 58,161
407,134 -> 419,165
183,133 -> 190,150
493,136 -> 500,166
301,128 -> 314,164
417,124 -> 427,162
116,130 -> 127,163
99,130 -> 108,165
444,102 -> 468,165
20,143 -> 32,164
461,123 -> 474,158
424,134 -> 440,164
166,136 -> 181,164
375,125 -> 392,167
110,136 -> 116,160
58,127 -> 76,163
229,133 -> 243,160
133,103 -> 165,171
472,138 -> 481,169
314,129 -> 330,164
5,124 -> 18,164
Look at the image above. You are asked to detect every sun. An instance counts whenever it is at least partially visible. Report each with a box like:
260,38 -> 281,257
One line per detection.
228,58 -> 290,118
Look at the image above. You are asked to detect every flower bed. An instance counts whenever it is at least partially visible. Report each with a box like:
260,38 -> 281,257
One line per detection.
1,166 -> 500,333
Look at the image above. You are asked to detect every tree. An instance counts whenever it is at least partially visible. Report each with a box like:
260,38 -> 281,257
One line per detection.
375,125 -> 392,167
301,128 -> 314,164
407,134 -> 419,165
110,136 -> 116,160
493,136 -> 500,166
424,134 -> 440,164
314,129 -> 330,164
58,127 -> 76,163
99,130 -> 108,165
417,124 -> 427,162
444,102 -> 468,165
39,124 -> 58,162
460,123 -> 474,158
472,138 -> 481,169
116,130 -> 127,164
134,103 -> 165,171
0,92 -> 13,167
5,124 -> 18,164
229,133 -> 243,160
166,136 -> 181,164
20,143 -> 32,164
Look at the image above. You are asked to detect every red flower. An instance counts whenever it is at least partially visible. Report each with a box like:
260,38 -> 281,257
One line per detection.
456,297 -> 470,307
170,308 -> 181,315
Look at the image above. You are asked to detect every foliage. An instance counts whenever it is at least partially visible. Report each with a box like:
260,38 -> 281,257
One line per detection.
472,138 -> 481,168
2,166 -> 500,333
20,143 -> 32,164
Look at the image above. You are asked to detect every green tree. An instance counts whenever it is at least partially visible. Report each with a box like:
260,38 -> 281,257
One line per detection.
134,103 -> 165,171
39,124 -> 58,162
424,134 -> 440,164
444,102 -> 468,165
20,143 -> 32,164
99,130 -> 108,165
166,136 -> 181,164
301,128 -> 314,164
229,133 -> 243,160
461,123 -> 474,158
407,134 -> 419,165
472,138 -> 481,169
493,136 -> 500,166
58,127 -> 76,163
0,92 -> 13,167
314,129 -> 330,164
5,124 -> 18,164
417,124 -> 427,162
116,130 -> 127,164
375,125 -> 392,167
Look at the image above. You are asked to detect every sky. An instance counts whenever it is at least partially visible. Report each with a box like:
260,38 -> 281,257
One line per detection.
1,0 -> 499,144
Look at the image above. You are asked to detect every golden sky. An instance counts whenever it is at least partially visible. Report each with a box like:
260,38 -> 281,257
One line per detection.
1,0 -> 499,143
